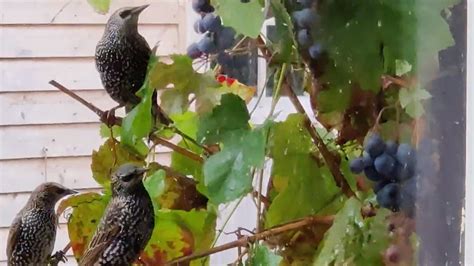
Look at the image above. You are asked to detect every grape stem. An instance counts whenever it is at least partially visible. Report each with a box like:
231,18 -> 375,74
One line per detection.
254,36 -> 356,198
165,214 -> 335,265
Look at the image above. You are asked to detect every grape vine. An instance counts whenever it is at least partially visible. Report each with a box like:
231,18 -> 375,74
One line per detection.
52,0 -> 461,265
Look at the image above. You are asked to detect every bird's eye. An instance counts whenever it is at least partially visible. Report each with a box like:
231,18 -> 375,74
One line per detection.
55,187 -> 66,194
120,174 -> 134,182
119,10 -> 132,18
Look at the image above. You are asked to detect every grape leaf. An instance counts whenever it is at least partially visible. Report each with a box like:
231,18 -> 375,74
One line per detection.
91,138 -> 145,188
99,124 -> 121,139
197,93 -> 250,144
143,169 -> 166,214
121,56 -> 158,156
60,192 -> 110,261
141,209 -> 216,265
204,128 -> 266,204
266,114 -> 340,227
87,0 -> 110,14
249,244 -> 282,266
149,55 -> 220,115
313,198 -> 391,265
317,0 -> 459,92
395,59 -> 413,76
269,0 -> 298,63
399,87 -> 431,118
213,0 -> 264,38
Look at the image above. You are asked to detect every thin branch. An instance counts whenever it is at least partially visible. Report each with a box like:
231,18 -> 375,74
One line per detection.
150,136 -> 204,163
166,214 -> 334,265
49,80 -> 208,159
49,80 -> 106,118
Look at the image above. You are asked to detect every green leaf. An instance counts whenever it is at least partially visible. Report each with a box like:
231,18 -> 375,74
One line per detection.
313,198 -> 391,265
269,114 -> 313,157
213,0 -> 264,38
269,0 -> 297,63
197,93 -> 250,145
91,139 -> 145,188
266,114 -> 340,227
87,0 -> 110,14
143,169 -> 166,214
318,0 -> 459,91
313,198 -> 363,265
250,244 -> 282,266
399,87 -> 431,118
60,192 -> 110,261
99,124 -> 122,139
395,59 -> 413,76
204,128 -> 266,204
141,209 -> 216,265
149,55 -> 220,115
120,56 -> 158,156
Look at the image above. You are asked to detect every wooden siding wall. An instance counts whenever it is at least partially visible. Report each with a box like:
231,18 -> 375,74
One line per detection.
0,0 -> 185,264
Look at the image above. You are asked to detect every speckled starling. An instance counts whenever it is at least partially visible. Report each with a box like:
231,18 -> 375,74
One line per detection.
6,182 -> 77,265
79,163 -> 154,266
95,5 -> 171,125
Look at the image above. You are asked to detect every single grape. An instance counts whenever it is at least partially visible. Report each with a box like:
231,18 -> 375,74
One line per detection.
396,143 -> 416,165
297,0 -> 315,8
215,27 -> 236,50
376,183 -> 400,211
297,29 -> 312,48
217,52 -> 233,67
394,162 -> 415,181
192,0 -> 215,13
399,178 -> 416,216
374,153 -> 396,176
373,179 -> 393,193
292,8 -> 318,29
364,166 -> 383,182
308,43 -> 322,59
364,133 -> 386,158
194,19 -> 205,34
362,152 -> 373,167
385,140 -> 398,155
201,14 -> 222,32
186,43 -> 202,59
349,157 -> 364,174
197,35 -> 217,54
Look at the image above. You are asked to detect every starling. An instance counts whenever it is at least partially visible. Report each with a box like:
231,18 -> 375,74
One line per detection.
6,182 -> 77,265
79,163 -> 154,266
95,5 -> 171,125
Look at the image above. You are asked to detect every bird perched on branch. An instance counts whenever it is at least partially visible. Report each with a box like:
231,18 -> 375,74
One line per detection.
6,182 -> 77,265
95,5 -> 171,125
79,163 -> 154,266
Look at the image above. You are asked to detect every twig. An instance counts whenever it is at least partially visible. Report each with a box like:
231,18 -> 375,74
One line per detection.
166,214 -> 334,265
150,136 -> 204,163
233,248 -> 249,266
49,80 -> 209,159
49,80 -> 105,118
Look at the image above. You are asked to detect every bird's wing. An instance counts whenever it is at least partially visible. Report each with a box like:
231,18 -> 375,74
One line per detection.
79,201 -> 122,266
6,214 -> 22,261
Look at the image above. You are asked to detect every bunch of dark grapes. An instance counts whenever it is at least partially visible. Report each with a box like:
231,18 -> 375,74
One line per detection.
187,0 -> 236,61
350,133 -> 417,215
292,0 -> 323,59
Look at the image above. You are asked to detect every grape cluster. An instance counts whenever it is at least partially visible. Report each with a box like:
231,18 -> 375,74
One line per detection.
350,133 -> 417,214
187,0 -> 236,61
291,0 -> 322,59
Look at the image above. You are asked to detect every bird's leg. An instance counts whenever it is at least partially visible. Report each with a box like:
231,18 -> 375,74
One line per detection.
48,250 -> 67,266
100,104 -> 125,127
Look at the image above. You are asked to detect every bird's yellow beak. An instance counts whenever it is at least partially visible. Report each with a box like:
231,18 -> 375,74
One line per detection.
131,4 -> 149,15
